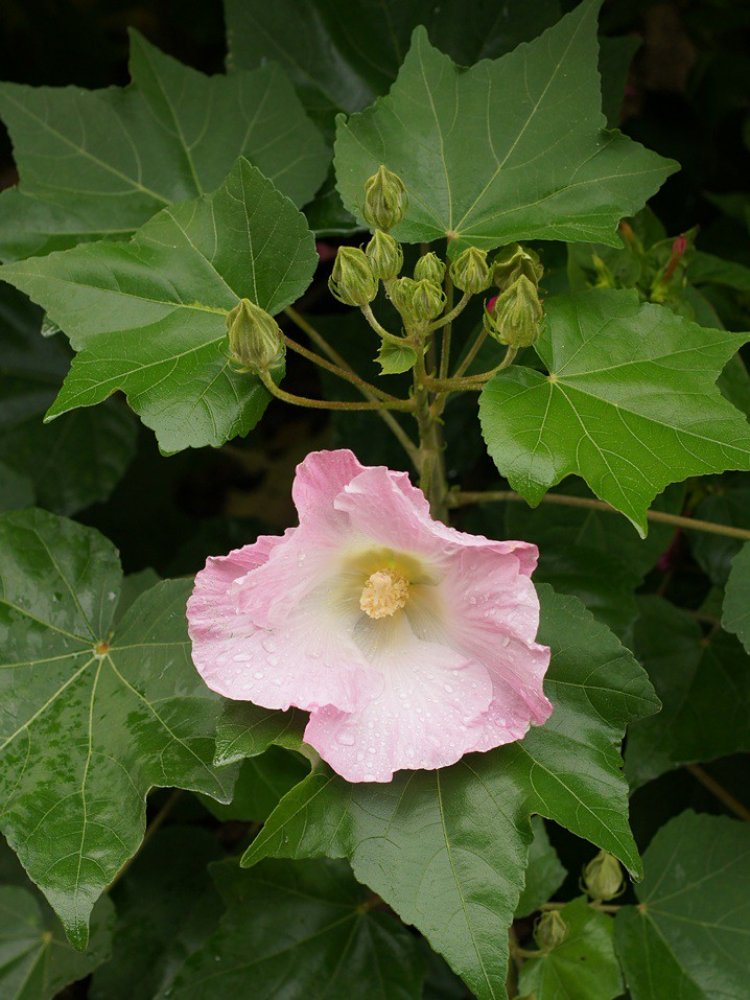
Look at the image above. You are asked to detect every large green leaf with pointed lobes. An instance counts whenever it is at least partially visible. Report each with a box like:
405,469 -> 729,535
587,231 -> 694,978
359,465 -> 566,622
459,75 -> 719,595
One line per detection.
237,586 -> 658,1000
722,541 -> 750,653
615,811 -> 750,1000
90,827 -> 224,1000
0,158 -> 318,453
0,887 -> 114,1000
160,857 -> 425,999
333,0 -> 676,255
479,289 -> 750,535
0,30 -> 328,262
0,508 -> 236,949
225,0 -> 562,126
0,282 -> 136,514
518,897 -> 622,1000
626,596 -> 750,789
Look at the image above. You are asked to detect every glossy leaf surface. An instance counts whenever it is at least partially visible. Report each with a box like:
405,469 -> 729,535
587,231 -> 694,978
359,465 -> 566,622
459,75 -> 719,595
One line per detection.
0,509 -> 235,947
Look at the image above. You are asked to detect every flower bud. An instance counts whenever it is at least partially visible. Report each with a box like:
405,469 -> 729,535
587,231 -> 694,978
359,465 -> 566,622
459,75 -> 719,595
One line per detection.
491,244 -> 543,290
484,274 -> 543,348
227,299 -> 284,374
414,252 -> 445,285
534,910 -> 568,952
365,230 -> 403,281
449,246 -> 491,294
411,278 -> 446,323
583,851 -> 625,902
329,246 -> 378,306
363,165 -> 407,231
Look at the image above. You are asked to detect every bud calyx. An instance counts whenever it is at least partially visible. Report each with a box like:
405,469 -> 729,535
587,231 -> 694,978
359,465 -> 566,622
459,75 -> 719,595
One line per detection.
414,251 -> 446,285
484,274 -> 543,348
450,246 -> 491,294
227,299 -> 284,374
492,243 -> 543,290
583,851 -> 625,901
329,246 -> 378,306
363,165 -> 407,231
534,910 -> 568,952
366,230 -> 403,281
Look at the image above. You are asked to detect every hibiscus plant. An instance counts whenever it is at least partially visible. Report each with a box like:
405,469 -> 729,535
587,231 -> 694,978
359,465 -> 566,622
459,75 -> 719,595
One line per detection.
1,1 -> 750,997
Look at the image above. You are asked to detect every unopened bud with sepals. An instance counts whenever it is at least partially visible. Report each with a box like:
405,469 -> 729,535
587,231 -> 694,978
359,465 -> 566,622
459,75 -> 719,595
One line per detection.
491,243 -> 543,291
329,246 -> 378,306
389,276 -> 445,326
450,246 -> 491,294
227,298 -> 284,374
583,851 -> 625,902
363,165 -> 407,231
365,230 -> 403,281
484,274 -> 543,348
534,910 -> 568,952
414,252 -> 445,285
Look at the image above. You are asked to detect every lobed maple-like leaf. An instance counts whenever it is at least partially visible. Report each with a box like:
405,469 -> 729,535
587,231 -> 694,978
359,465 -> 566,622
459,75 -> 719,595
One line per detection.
333,0 -> 676,254
0,509 -> 236,948
1,159 -> 318,453
0,31 -> 328,261
479,289 -> 750,534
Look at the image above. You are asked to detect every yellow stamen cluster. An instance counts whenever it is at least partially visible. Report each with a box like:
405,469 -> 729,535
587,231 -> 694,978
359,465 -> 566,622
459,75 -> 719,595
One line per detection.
359,569 -> 410,619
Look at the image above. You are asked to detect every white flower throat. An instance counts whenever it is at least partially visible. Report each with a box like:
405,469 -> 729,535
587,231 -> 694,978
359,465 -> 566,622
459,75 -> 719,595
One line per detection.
360,568 -> 411,619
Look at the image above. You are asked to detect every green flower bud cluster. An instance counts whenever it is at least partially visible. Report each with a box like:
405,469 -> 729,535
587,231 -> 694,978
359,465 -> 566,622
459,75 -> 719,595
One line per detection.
533,910 -> 568,952
390,276 -> 446,325
227,298 -> 284,375
582,851 -> 626,902
484,242 -> 545,349
365,230 -> 403,281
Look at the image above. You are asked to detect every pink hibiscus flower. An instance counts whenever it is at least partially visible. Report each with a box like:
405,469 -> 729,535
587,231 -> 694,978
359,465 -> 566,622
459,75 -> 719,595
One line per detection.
187,450 -> 552,782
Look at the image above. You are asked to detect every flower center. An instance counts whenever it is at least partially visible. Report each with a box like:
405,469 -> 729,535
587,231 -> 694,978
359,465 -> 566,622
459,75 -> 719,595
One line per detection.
359,569 -> 410,619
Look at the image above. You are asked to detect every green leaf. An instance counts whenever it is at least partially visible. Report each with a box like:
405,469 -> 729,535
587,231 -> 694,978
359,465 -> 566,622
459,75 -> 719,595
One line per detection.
0,283 -> 136,513
722,541 -> 750,653
201,748 -> 308,823
214,701 -> 306,766
90,827 -> 223,1000
518,897 -> 622,999
615,811 -> 750,999
334,1 -> 675,254
160,858 -> 425,999
376,339 -> 418,375
225,0 -> 563,125
479,289 -> 750,534
1,158 -> 318,452
0,31 -> 328,261
515,817 -> 566,919
0,888 -> 114,1000
238,586 -> 657,1000
0,508 -> 236,948
626,596 -> 750,789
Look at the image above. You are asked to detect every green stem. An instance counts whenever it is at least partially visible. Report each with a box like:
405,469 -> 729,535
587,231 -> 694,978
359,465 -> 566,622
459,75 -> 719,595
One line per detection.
260,371 -> 414,412
453,324 -> 490,379
282,334 -> 397,401
413,348 -> 449,521
448,489 -> 750,541
283,306 -> 420,468
686,764 -> 750,821
429,288 -> 471,333
360,303 -> 409,347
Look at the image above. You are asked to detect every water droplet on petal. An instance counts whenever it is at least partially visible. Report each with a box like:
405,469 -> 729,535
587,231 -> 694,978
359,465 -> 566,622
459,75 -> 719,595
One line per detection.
253,671 -> 265,679
337,732 -> 355,746
233,652 -> 251,663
